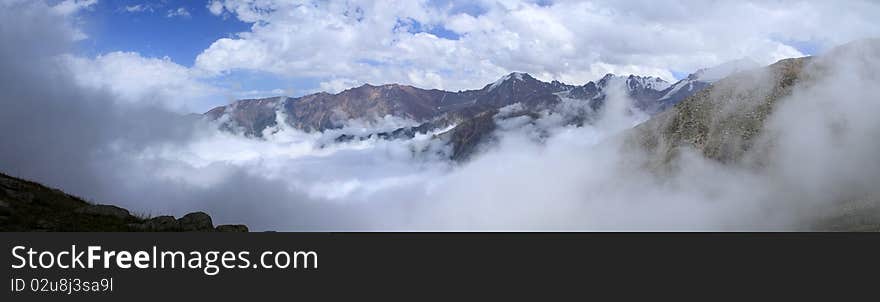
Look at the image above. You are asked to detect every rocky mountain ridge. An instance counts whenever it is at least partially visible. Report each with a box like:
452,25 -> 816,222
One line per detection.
204,65 -> 748,160
205,70 -> 709,135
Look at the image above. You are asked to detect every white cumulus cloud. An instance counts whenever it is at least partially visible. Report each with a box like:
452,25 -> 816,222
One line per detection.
193,0 -> 880,91
63,52 -> 222,112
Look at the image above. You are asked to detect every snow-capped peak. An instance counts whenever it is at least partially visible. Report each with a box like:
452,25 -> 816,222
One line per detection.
627,75 -> 671,91
510,72 -> 525,81
596,74 -> 670,91
487,72 -> 529,91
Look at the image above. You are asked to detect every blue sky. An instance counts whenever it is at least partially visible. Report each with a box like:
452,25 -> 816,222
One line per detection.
76,0 -> 251,65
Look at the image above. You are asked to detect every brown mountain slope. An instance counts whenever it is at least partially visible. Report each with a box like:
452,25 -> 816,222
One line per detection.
627,56 -> 811,166
623,39 -> 880,231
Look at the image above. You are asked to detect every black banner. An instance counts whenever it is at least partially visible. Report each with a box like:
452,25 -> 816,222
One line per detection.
1,233 -> 877,300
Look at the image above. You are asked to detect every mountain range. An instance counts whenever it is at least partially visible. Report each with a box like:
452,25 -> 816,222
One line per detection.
204,61 -> 757,160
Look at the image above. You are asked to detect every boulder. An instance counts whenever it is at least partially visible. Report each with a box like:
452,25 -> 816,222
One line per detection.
145,216 -> 180,231
74,204 -> 131,220
178,212 -> 213,231
216,224 -> 249,232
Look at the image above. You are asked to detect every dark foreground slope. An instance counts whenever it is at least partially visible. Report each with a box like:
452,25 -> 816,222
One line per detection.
0,172 -> 248,232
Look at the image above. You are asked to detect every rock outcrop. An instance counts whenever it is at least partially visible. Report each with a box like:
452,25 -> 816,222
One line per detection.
178,212 -> 213,231
144,216 -> 179,231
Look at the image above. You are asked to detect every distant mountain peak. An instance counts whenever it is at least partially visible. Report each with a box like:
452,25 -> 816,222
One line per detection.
594,73 -> 670,91
507,71 -> 530,79
627,75 -> 671,91
600,73 -> 616,82
486,72 -> 535,91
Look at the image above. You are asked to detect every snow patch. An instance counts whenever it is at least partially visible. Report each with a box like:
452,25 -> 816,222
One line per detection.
659,79 -> 694,101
